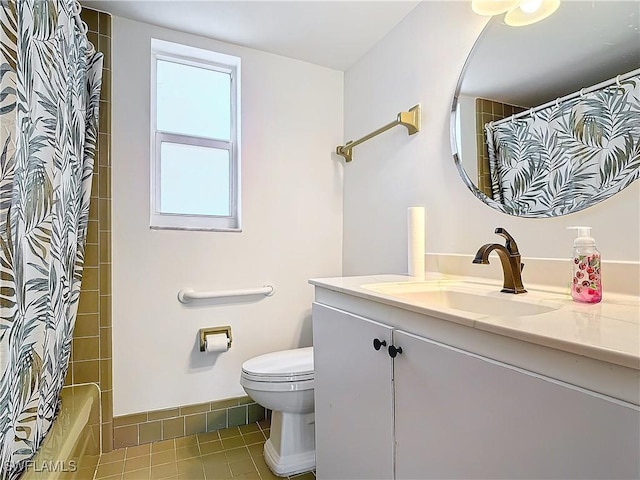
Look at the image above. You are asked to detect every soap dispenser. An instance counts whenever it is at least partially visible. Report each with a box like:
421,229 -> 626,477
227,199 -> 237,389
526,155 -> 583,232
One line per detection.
567,226 -> 602,304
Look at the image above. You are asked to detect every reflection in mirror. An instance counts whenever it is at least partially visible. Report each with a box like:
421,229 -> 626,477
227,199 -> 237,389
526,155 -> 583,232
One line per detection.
452,1 -> 640,217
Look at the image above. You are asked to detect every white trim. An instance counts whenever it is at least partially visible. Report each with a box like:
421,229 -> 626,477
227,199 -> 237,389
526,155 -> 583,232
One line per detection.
156,53 -> 234,78
152,38 -> 241,70
150,38 -> 241,232
157,132 -> 231,150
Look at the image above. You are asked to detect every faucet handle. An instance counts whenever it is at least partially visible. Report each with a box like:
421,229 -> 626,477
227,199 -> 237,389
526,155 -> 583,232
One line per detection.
494,227 -> 520,255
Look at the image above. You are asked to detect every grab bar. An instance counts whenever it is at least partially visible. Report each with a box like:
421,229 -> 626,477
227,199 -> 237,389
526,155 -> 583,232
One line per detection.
178,285 -> 275,303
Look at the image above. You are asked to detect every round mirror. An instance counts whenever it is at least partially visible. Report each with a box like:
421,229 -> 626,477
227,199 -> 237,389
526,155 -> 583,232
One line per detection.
451,1 -> 640,217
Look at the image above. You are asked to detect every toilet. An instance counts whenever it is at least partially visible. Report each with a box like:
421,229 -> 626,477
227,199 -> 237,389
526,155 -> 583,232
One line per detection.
240,347 -> 315,477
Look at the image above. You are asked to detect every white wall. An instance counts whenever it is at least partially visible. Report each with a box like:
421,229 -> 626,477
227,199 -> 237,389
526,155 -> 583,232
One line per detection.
456,94 -> 478,182
343,1 -> 640,276
111,18 -> 343,415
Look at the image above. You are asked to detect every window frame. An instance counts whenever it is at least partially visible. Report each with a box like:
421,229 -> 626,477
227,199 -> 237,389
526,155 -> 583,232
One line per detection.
150,39 -> 241,231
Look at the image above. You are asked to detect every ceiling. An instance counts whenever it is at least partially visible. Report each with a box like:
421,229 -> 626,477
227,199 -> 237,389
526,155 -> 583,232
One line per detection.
81,0 -> 421,71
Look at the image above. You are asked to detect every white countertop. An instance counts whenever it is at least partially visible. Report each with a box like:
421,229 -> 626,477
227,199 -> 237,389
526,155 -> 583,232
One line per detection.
310,273 -> 640,370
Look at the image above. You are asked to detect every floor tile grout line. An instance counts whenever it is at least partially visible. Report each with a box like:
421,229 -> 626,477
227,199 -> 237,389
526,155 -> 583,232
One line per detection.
247,450 -> 265,480
96,421 -> 273,480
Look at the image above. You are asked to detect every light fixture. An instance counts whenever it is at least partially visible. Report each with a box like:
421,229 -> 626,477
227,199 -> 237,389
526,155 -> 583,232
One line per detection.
504,0 -> 560,26
472,0 -> 560,27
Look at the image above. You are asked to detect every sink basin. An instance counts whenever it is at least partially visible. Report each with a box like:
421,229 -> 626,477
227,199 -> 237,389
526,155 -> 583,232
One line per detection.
361,281 -> 559,317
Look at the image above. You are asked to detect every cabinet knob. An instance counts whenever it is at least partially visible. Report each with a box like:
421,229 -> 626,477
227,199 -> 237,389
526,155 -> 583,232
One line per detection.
388,345 -> 403,358
373,338 -> 387,351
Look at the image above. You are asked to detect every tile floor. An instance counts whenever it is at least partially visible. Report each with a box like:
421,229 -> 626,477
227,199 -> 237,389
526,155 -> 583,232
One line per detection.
94,419 -> 315,480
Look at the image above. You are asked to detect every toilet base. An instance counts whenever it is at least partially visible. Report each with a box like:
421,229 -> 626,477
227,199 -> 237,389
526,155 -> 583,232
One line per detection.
263,411 -> 315,477
264,439 -> 316,477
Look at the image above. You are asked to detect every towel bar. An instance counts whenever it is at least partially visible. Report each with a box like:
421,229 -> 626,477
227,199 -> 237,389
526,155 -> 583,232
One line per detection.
336,104 -> 421,162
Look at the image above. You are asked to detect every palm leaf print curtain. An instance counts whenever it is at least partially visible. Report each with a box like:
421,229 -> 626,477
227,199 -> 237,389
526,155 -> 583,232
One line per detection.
485,73 -> 640,217
0,1 -> 102,478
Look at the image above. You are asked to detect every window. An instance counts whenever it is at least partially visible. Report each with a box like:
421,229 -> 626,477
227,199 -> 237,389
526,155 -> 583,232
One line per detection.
151,39 -> 241,230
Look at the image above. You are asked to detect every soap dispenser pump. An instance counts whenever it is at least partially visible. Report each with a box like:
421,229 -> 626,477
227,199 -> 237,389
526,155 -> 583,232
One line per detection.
567,226 -> 602,304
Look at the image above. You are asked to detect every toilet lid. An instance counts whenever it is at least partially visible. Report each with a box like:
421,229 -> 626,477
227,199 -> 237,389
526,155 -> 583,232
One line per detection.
241,347 -> 313,382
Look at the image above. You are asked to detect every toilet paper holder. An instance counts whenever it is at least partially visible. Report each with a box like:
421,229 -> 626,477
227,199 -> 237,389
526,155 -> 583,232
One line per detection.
199,326 -> 232,352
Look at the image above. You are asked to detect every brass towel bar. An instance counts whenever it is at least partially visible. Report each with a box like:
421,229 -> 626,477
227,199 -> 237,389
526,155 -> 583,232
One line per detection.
336,104 -> 421,162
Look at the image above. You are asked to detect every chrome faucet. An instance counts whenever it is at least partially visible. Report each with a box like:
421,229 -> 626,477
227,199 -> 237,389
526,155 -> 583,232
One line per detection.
473,227 -> 526,294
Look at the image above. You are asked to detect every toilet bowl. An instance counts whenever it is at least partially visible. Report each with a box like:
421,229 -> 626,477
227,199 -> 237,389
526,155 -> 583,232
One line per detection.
240,347 -> 315,477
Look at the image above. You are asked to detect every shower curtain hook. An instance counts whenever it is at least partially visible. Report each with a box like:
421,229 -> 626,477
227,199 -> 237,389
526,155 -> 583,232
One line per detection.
579,88 -> 586,99
616,75 -> 622,88
529,108 -> 536,120
555,98 -> 560,109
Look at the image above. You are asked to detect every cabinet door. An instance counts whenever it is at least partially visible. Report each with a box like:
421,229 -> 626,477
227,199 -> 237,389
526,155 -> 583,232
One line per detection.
312,303 -> 395,480
393,330 -> 640,480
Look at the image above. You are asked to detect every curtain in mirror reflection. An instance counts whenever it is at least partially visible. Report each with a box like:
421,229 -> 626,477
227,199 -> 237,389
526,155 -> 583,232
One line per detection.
483,74 -> 640,217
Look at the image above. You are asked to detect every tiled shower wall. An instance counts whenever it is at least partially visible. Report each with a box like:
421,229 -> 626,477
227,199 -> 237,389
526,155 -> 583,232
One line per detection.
474,98 -> 525,197
67,7 -> 113,452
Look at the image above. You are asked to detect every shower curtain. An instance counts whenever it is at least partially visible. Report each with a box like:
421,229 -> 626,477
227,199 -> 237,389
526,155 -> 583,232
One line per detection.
0,1 -> 102,478
485,75 -> 640,217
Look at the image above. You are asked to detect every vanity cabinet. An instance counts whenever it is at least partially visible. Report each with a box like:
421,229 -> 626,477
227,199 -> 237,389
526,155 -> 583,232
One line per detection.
312,302 -> 640,480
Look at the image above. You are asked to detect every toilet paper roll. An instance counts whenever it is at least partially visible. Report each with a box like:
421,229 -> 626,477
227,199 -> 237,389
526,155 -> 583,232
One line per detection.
205,333 -> 230,353
408,206 -> 425,278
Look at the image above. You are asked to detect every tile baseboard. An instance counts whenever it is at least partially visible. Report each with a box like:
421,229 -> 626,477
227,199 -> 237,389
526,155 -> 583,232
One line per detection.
113,396 -> 266,449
